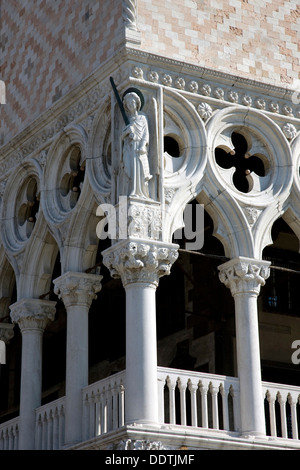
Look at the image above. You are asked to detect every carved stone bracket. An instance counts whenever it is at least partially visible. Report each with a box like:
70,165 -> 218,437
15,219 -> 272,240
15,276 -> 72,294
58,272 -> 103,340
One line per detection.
53,271 -> 103,309
102,239 -> 179,287
9,298 -> 57,332
218,257 -> 270,296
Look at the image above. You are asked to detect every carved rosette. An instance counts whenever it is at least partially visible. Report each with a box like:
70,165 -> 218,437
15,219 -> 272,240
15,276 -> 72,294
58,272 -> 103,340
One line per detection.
102,239 -> 179,287
53,272 -> 103,309
0,323 -> 14,344
10,299 -> 57,332
218,257 -> 270,296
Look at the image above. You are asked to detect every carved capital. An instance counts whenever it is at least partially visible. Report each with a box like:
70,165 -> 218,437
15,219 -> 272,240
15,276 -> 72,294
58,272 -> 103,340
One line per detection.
0,323 -> 14,344
102,239 -> 179,287
10,299 -> 56,333
218,257 -> 270,296
53,272 -> 103,309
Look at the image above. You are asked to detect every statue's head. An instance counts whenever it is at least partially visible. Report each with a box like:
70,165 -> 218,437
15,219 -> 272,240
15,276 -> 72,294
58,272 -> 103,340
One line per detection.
122,87 -> 144,112
123,92 -> 141,113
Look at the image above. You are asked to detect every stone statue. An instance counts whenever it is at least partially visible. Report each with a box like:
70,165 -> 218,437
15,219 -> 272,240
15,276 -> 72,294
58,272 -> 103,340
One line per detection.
121,91 -> 152,198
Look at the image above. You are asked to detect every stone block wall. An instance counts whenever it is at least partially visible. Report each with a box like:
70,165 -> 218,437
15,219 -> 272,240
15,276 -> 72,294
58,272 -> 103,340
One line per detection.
137,0 -> 300,87
0,0 -> 122,145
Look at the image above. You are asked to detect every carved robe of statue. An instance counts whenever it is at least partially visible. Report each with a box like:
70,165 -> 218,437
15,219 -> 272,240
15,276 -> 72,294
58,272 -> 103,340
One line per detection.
121,92 -> 152,199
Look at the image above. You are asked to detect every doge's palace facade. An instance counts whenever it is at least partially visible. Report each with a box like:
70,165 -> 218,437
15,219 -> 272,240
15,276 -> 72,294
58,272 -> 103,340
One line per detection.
0,0 -> 300,450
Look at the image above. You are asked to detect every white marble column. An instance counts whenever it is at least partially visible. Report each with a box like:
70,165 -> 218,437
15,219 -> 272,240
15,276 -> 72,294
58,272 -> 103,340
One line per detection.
103,239 -> 178,426
53,272 -> 102,446
218,257 -> 270,437
9,299 -> 56,450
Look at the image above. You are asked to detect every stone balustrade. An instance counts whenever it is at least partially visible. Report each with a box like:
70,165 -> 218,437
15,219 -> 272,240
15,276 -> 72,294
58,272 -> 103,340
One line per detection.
35,397 -> 65,450
263,382 -> 300,440
0,416 -> 19,450
1,371 -> 300,450
157,367 -> 240,432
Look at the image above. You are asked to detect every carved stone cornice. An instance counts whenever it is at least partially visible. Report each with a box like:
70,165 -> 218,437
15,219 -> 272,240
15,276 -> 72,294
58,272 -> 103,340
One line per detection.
9,299 -> 57,332
218,257 -> 270,296
0,322 -> 14,344
53,272 -> 103,309
102,239 -> 179,287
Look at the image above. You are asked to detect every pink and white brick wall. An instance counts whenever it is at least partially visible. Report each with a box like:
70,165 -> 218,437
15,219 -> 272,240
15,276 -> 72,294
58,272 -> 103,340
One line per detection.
0,0 -> 299,146
137,0 -> 300,87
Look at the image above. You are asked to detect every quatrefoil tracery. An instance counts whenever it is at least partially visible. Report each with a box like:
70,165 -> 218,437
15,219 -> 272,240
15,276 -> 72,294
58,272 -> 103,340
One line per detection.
17,178 -> 40,239
60,146 -> 85,211
215,131 -> 266,193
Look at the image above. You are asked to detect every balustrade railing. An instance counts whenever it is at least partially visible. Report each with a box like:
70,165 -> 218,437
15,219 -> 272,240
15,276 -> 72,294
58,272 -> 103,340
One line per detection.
1,370 -> 300,450
263,382 -> 300,440
0,416 -> 19,450
157,367 -> 240,432
35,397 -> 65,450
82,371 -> 125,442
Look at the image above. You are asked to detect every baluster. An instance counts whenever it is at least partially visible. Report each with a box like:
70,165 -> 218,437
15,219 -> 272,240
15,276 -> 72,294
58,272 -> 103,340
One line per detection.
107,385 -> 113,432
42,413 -> 48,450
188,380 -> 198,427
8,428 -> 14,450
89,392 -> 96,438
221,384 -> 230,431
58,406 -> 65,448
267,392 -> 277,437
4,429 -> 9,450
278,394 -> 287,438
289,394 -> 298,440
210,384 -> 219,430
157,377 -> 165,424
47,411 -> 53,450
101,389 -> 108,434
35,415 -> 41,450
168,377 -> 177,425
0,431 -> 4,450
232,386 -> 240,432
178,379 -> 187,426
112,384 -> 119,430
53,408 -> 59,450
200,383 -> 209,428
95,390 -> 101,436
119,383 -> 125,428
14,427 -> 19,450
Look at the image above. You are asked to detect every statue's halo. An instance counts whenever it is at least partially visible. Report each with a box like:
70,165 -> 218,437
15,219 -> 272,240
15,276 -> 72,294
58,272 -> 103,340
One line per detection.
122,87 -> 145,110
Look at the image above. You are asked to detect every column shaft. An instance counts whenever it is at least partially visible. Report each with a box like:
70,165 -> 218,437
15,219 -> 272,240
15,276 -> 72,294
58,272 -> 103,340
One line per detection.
9,299 -> 56,450
64,304 -> 89,442
125,282 -> 158,425
234,292 -> 265,436
53,271 -> 102,446
218,257 -> 270,437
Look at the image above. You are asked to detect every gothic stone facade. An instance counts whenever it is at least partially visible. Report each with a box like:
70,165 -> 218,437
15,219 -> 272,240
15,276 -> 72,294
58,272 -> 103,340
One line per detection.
0,0 -> 300,451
